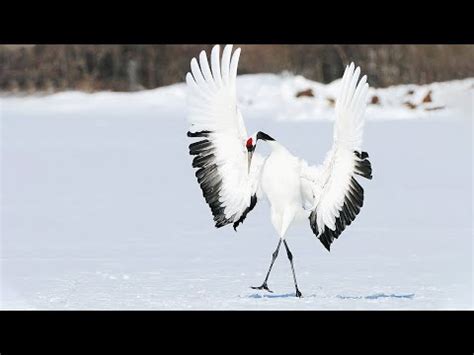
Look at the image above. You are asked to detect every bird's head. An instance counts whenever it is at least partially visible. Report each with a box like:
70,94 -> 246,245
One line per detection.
246,131 -> 275,173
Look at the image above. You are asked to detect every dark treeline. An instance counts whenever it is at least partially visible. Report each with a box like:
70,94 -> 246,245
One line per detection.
0,45 -> 472,93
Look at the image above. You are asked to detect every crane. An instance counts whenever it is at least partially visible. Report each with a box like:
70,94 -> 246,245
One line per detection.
186,45 -> 373,297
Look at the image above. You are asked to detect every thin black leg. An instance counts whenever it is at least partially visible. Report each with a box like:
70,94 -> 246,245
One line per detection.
251,238 -> 282,293
283,240 -> 303,298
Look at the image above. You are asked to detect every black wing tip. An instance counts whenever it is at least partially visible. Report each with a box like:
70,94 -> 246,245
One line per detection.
308,152 -> 371,251
233,195 -> 258,231
187,130 -> 211,138
318,235 -> 332,252
187,130 -> 258,232
354,150 -> 373,180
189,136 -> 233,229
309,214 -> 333,251
309,169 -> 368,251
354,150 -> 369,159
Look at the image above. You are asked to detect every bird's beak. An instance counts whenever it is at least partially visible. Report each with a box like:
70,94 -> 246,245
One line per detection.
247,150 -> 254,174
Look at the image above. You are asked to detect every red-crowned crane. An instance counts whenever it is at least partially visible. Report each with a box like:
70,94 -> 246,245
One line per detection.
186,45 -> 372,297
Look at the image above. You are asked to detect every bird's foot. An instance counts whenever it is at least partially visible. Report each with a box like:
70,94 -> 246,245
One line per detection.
295,289 -> 303,298
251,283 -> 273,293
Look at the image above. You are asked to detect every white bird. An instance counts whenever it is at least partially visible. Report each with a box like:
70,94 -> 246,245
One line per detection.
186,45 -> 373,297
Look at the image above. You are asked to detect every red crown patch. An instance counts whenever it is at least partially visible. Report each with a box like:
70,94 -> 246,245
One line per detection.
246,137 -> 253,148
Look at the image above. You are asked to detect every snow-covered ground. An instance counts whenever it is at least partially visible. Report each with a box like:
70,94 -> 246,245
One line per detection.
1,74 -> 473,309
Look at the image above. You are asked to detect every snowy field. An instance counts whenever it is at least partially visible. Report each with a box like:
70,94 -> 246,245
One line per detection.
1,74 -> 473,309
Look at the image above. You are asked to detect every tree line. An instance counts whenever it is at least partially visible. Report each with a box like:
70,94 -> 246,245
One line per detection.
0,45 -> 472,93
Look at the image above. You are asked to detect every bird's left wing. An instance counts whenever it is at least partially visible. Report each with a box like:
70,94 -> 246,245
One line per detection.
186,45 -> 263,230
300,63 -> 373,251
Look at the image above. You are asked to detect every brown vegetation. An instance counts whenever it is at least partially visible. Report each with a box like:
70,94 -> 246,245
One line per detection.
422,90 -> 433,103
296,88 -> 314,98
1,45 -> 473,93
326,97 -> 336,106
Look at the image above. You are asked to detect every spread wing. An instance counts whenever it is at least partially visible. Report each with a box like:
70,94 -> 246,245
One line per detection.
186,45 -> 263,230
300,63 -> 373,251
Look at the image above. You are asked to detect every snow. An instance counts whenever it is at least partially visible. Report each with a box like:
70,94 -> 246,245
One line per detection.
1,73 -> 473,309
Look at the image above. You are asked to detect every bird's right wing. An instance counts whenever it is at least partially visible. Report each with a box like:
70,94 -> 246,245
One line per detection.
186,45 -> 263,230
300,63 -> 373,251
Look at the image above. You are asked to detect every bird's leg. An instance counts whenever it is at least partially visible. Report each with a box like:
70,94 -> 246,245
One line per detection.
251,238 -> 282,293
283,240 -> 303,298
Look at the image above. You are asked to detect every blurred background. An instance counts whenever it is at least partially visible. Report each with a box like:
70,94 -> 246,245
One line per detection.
1,45 -> 473,93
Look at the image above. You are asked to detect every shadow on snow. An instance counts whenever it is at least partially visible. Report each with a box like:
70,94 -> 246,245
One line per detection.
245,292 -> 415,300
336,293 -> 415,300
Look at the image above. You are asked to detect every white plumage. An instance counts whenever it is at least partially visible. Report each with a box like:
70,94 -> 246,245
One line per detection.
186,45 -> 373,296
186,46 -> 264,229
